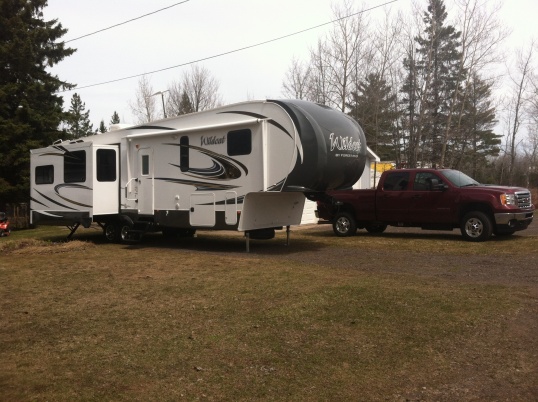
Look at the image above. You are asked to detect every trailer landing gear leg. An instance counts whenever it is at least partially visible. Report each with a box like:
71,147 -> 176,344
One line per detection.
286,225 -> 290,246
66,223 -> 80,240
245,232 -> 250,253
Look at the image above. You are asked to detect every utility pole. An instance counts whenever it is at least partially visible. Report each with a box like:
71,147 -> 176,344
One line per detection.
151,90 -> 169,119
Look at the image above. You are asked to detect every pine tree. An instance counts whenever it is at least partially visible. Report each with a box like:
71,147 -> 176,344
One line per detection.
347,73 -> 399,161
178,91 -> 194,115
110,111 -> 120,125
0,0 -> 75,202
408,0 -> 464,166
451,73 -> 500,180
98,120 -> 107,133
65,93 -> 93,139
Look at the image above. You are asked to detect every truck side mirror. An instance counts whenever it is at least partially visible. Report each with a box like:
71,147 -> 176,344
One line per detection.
430,179 -> 447,191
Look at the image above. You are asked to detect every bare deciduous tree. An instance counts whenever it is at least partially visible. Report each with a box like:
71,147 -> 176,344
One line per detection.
129,75 -> 157,124
281,57 -> 311,99
503,42 -> 534,184
167,65 -> 221,116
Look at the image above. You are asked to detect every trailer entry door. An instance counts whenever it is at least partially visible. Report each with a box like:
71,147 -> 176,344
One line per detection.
138,148 -> 154,215
93,145 -> 119,215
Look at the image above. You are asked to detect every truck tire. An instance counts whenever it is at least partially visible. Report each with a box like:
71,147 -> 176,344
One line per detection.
333,212 -> 357,237
460,211 -> 493,242
365,222 -> 387,234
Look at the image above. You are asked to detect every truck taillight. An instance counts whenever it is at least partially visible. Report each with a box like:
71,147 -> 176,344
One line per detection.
500,193 -> 516,206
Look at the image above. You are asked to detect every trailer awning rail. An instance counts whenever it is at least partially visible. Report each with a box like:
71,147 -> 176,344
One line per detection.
126,118 -> 262,139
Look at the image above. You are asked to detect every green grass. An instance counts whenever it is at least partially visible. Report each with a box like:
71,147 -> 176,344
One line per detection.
0,226 -> 535,401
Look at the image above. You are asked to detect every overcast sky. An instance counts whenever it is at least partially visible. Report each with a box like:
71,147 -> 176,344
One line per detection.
43,0 -> 537,128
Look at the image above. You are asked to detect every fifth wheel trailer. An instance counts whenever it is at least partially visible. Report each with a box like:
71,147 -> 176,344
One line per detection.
30,99 -> 367,247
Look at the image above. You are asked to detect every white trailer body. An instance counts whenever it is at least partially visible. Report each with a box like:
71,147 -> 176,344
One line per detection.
30,99 -> 367,242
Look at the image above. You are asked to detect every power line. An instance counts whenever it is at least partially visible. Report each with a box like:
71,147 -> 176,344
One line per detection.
64,0 -> 190,43
63,0 -> 399,92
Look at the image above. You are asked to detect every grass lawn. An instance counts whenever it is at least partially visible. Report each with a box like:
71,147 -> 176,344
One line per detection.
1,225 -> 536,401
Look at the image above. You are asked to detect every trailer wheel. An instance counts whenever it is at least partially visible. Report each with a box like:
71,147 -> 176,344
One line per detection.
120,224 -> 132,242
365,222 -> 387,234
332,212 -> 357,237
104,223 -> 121,243
460,211 -> 492,242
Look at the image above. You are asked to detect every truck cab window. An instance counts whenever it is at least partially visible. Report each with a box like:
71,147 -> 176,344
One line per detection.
64,150 -> 86,183
414,172 -> 442,191
227,129 -> 251,156
383,172 -> 410,191
35,165 -> 54,184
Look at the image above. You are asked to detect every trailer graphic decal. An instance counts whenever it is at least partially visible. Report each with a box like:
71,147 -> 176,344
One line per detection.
165,143 -> 248,180
154,177 -> 240,191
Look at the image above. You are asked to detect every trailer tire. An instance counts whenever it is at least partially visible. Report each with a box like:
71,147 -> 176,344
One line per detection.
104,223 -> 121,243
365,222 -> 387,234
120,224 -> 132,242
332,212 -> 357,237
460,211 -> 492,242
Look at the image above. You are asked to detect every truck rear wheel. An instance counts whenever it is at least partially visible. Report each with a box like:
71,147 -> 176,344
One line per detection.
333,212 -> 357,237
365,222 -> 387,234
460,211 -> 492,242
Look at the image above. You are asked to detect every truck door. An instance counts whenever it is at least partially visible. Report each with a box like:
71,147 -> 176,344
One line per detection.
407,172 -> 455,223
376,171 -> 412,222
137,147 -> 154,215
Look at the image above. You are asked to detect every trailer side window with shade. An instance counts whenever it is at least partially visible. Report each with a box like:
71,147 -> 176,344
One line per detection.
64,150 -> 86,183
96,149 -> 116,182
180,136 -> 189,172
227,129 -> 251,156
35,165 -> 54,184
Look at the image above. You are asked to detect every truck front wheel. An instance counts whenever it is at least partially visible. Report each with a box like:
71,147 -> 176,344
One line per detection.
460,211 -> 493,242
332,212 -> 357,237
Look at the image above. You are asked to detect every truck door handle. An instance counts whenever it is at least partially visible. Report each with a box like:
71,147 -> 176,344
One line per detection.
412,194 -> 422,199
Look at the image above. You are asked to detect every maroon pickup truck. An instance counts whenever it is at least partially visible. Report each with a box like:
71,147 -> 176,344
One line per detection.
316,168 -> 535,241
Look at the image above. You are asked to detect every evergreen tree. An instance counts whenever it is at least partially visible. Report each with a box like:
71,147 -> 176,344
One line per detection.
0,0 -> 75,202
451,73 -> 500,180
98,120 -> 107,133
178,91 -> 194,115
347,73 -> 399,161
65,93 -> 93,139
110,111 -> 120,125
406,0 -> 464,166
400,45 -> 421,167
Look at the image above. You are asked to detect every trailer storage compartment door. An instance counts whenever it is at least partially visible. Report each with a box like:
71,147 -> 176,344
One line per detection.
190,193 -> 216,227
93,145 -> 120,215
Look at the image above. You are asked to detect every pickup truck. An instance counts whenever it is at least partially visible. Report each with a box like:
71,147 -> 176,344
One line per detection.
316,168 -> 535,241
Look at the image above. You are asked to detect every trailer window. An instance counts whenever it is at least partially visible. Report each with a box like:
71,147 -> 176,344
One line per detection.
96,149 -> 116,182
227,129 -> 251,156
64,150 -> 86,183
180,136 -> 189,172
35,165 -> 54,184
141,154 -> 150,176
